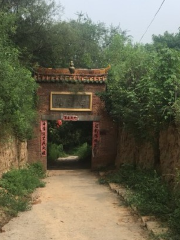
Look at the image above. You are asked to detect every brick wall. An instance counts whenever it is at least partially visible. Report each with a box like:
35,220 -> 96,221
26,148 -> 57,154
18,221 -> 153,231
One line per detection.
28,82 -> 118,169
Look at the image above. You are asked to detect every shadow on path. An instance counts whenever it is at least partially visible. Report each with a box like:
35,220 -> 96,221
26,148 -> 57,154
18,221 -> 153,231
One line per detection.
47,156 -> 91,170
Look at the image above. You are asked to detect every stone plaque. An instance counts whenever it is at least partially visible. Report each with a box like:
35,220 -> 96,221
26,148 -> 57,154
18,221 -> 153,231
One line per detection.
50,92 -> 92,111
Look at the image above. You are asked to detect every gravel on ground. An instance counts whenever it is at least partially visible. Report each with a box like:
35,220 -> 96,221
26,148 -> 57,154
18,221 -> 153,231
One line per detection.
0,169 -> 150,240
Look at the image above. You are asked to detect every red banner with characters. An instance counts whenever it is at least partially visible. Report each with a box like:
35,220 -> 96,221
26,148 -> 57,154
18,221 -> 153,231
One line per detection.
92,122 -> 100,157
40,121 -> 47,157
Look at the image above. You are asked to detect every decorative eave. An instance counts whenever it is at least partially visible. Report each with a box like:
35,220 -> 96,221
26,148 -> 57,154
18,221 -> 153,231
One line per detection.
34,65 -> 110,84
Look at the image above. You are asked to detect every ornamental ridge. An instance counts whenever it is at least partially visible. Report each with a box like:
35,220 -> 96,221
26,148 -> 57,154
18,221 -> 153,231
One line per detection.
34,65 -> 110,84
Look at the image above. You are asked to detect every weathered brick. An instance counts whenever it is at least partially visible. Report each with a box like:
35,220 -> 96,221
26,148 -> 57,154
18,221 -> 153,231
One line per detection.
28,81 -> 117,169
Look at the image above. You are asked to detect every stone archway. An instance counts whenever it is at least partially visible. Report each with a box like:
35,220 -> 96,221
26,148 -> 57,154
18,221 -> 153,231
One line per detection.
27,64 -> 117,169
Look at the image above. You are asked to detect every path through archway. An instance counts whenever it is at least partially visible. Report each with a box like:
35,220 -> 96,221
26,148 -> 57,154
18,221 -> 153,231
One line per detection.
47,120 -> 92,170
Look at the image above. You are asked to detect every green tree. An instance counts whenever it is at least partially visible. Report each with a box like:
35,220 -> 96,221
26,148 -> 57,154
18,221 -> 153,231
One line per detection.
0,0 -> 63,67
0,11 -> 37,139
152,30 -> 180,50
100,34 -> 180,166
37,14 -> 125,68
0,1 -> 127,69
48,121 -> 92,151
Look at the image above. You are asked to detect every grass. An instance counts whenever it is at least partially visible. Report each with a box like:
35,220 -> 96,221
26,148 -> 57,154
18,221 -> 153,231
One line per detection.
0,162 -> 45,217
48,142 -> 91,163
100,164 -> 180,238
0,190 -> 30,216
70,142 -> 91,161
47,143 -> 67,164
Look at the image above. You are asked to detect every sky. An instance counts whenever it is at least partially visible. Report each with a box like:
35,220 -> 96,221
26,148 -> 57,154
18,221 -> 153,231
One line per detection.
55,0 -> 180,44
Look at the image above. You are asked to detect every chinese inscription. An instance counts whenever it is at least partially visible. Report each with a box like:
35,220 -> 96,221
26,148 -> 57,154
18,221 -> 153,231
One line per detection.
63,115 -> 79,121
50,92 -> 92,111
92,122 -> 100,157
40,121 -> 47,157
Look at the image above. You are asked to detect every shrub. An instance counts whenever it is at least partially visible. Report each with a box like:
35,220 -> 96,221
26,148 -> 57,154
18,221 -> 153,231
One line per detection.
168,170 -> 180,234
0,190 -> 30,216
0,167 -> 45,196
103,164 -> 171,216
102,164 -> 180,236
71,142 -> 91,161
47,143 -> 66,164
169,200 -> 180,234
28,162 -> 46,179
0,163 -> 45,216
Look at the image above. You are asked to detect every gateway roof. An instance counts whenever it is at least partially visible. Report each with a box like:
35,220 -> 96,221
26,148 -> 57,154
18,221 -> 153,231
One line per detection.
34,65 -> 110,84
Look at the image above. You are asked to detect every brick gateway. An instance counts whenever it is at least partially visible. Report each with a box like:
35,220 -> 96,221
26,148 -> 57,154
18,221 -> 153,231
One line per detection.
27,64 -> 117,169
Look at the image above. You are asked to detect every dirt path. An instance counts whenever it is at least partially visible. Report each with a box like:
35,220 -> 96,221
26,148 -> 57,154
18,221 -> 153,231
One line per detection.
1,170 -> 149,240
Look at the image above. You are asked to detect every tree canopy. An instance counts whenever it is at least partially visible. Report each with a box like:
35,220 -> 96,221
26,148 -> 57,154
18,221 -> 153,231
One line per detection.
0,0 -> 124,68
1,0 -> 180,148
0,11 -> 37,139
99,32 -> 180,165
152,30 -> 180,50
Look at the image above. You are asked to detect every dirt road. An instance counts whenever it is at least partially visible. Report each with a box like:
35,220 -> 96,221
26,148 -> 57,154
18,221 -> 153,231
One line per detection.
1,170 -> 149,240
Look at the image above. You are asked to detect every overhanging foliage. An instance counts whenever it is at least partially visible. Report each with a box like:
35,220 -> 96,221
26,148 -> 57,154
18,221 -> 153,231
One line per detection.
101,35 -> 180,142
0,12 -> 37,140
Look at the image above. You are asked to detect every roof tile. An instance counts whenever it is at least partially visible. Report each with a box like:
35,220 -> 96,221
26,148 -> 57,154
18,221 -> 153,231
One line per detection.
34,66 -> 110,84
